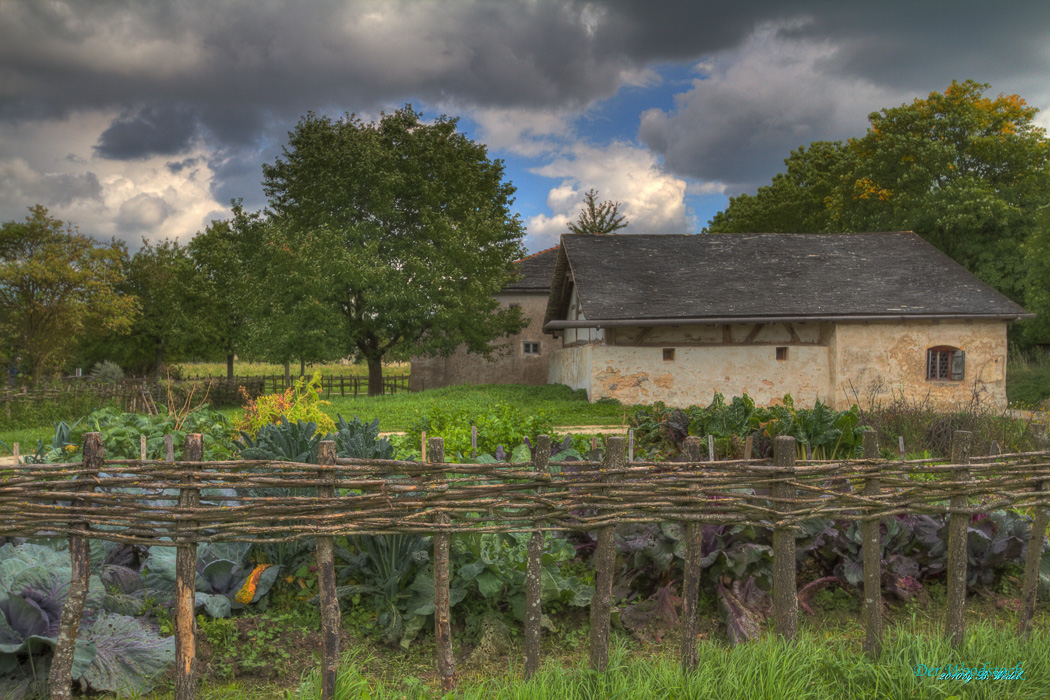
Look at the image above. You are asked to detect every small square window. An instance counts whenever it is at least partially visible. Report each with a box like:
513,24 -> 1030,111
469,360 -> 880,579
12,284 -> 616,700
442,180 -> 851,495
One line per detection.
523,341 -> 541,356
509,303 -> 521,309
776,347 -> 788,361
663,348 -> 675,361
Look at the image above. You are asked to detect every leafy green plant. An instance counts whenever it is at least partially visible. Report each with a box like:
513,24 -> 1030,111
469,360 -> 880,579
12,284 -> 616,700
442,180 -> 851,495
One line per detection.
331,414 -> 395,460
236,418 -> 324,464
0,541 -> 174,697
329,535 -> 432,647
410,402 -> 554,461
65,406 -> 238,461
238,371 -> 335,438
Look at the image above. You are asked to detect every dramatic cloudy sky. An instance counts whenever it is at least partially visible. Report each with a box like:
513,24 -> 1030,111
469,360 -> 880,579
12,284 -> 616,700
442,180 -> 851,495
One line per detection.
3,1 -> 1050,253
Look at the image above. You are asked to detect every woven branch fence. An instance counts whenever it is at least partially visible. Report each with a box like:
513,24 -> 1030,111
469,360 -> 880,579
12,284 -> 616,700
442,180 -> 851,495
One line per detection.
2,431 -> 1050,699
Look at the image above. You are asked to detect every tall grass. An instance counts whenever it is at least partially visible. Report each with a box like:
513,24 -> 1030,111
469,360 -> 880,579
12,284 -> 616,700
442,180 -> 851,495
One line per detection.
1006,350 -> 1050,408
288,624 -> 1050,699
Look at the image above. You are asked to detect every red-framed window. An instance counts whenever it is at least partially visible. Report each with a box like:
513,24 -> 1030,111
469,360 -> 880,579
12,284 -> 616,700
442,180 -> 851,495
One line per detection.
927,346 -> 964,381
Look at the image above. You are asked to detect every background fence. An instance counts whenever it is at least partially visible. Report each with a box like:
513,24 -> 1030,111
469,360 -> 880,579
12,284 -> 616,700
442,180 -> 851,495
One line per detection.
0,373 -> 411,412
2,432 -> 1050,699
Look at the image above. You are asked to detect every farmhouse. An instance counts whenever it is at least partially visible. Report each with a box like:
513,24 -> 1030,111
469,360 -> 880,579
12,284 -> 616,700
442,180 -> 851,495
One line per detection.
409,247 -> 558,391
543,233 -> 1031,409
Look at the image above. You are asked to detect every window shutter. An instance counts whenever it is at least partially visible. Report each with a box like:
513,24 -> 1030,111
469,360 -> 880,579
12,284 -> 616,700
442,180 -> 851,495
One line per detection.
951,350 -> 965,380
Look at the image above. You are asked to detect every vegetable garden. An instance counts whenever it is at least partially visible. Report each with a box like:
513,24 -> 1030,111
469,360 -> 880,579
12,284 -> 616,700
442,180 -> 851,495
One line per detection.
1,384 -> 1049,699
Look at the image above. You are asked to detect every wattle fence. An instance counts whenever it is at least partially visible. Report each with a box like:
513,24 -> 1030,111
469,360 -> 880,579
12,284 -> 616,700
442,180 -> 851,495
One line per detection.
2,431 -> 1050,699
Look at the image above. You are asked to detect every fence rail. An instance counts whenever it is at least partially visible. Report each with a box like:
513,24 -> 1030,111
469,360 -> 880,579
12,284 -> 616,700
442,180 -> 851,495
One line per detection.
2,431 -> 1049,698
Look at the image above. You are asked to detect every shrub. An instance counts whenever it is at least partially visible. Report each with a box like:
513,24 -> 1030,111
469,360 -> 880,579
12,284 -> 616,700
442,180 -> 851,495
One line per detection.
88,360 -> 124,384
238,371 -> 335,438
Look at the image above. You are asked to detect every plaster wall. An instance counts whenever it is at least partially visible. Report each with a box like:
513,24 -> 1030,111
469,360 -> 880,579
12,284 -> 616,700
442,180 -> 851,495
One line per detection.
547,344 -> 593,392
552,343 -> 832,406
409,292 -> 550,390
829,320 -> 1008,410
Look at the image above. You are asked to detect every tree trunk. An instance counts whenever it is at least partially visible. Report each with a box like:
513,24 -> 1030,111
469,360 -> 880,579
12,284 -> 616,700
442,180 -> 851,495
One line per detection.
367,356 -> 383,396
226,353 -> 234,381
300,357 -> 306,377
155,344 -> 165,378
284,361 -> 291,386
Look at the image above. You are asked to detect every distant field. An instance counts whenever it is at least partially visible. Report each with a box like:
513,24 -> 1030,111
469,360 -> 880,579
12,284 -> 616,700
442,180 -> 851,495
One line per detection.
176,360 -> 410,379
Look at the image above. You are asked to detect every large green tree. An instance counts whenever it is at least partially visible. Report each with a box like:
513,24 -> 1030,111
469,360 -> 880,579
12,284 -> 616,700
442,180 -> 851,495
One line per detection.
262,106 -> 527,395
187,203 -> 266,380
707,80 -> 1050,311
0,206 -> 138,382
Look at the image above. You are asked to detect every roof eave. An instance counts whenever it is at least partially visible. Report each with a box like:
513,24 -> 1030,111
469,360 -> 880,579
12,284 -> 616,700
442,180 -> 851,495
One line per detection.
543,312 -> 1033,332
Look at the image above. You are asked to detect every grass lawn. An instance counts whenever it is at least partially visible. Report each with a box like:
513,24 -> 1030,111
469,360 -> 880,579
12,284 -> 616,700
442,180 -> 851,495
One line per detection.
123,587 -> 1050,699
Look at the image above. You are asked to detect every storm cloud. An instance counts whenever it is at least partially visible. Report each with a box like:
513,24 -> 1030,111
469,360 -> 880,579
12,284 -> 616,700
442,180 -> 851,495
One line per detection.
2,1 -> 1049,244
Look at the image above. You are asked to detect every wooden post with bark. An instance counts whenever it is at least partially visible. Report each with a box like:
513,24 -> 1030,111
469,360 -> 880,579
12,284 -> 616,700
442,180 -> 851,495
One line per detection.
429,437 -> 456,691
945,430 -> 972,648
524,434 -> 551,678
771,435 -> 797,640
316,440 -> 340,698
860,431 -> 882,657
680,435 -> 703,673
589,436 -> 625,671
48,432 -> 103,700
1020,470 -> 1050,639
175,434 -> 203,700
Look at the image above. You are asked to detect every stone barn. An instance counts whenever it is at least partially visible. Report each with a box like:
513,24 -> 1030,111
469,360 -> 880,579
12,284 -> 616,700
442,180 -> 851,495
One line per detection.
410,247 -> 558,391
542,232 -> 1031,409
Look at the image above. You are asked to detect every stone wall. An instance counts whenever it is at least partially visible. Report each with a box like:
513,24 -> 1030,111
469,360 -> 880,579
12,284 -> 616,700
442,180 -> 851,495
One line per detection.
409,292 -> 550,391
546,319 -> 1009,410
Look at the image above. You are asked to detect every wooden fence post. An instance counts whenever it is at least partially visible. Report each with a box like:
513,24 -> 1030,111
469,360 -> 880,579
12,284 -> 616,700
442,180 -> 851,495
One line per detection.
524,435 -> 551,678
175,434 -> 203,700
945,430 -> 972,648
772,435 -> 797,640
48,432 -> 103,700
680,436 -> 703,673
589,436 -> 625,671
316,440 -> 340,698
860,431 -> 882,657
429,437 -> 456,692
1020,472 -> 1049,639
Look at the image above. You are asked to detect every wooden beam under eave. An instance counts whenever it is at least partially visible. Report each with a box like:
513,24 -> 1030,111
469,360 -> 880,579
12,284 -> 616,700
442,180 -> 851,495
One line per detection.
743,323 -> 765,344
784,323 -> 801,343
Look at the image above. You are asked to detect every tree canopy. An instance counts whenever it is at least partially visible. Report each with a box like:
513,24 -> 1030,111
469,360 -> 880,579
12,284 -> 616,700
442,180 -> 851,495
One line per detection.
0,206 -> 138,382
706,80 -> 1050,343
262,106 -> 527,394
568,188 -> 628,234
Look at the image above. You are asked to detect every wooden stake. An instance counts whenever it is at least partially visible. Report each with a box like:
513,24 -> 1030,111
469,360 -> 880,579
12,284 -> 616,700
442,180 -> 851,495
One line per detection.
175,434 -> 203,700
471,425 -> 477,459
680,436 -> 703,673
772,435 -> 797,640
316,440 -> 340,699
898,436 -> 905,461
429,437 -> 456,691
1020,477 -> 1050,639
628,429 -> 634,462
744,435 -> 753,463
48,432 -> 102,700
524,435 -> 551,678
140,434 -> 147,461
589,436 -> 625,671
945,430 -> 972,648
860,431 -> 882,657
421,431 -> 427,463
707,435 -> 714,462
